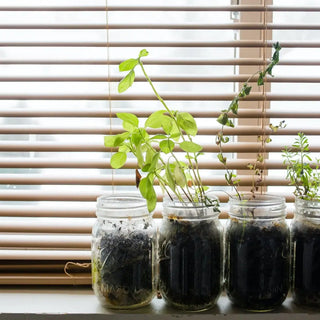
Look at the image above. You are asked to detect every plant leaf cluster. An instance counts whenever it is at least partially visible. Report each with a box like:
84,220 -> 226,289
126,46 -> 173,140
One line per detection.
105,50 -> 217,212
282,132 -> 320,201
216,42 -> 282,198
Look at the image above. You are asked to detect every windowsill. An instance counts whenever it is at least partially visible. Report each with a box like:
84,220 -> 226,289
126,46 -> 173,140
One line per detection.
0,287 -> 319,319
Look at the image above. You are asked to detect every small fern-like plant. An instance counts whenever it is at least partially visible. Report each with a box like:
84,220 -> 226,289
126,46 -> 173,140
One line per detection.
282,132 -> 320,201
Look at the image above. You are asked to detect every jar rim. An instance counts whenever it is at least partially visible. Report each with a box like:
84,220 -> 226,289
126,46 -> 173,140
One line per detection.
96,193 -> 149,218
295,197 -> 320,207
228,194 -> 286,219
162,192 -> 220,219
295,197 -> 320,217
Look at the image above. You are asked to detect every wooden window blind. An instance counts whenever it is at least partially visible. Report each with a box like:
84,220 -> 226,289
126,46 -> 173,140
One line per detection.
0,0 -> 319,285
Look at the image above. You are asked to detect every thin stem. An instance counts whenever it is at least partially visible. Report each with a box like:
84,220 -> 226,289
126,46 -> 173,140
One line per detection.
139,60 -> 203,201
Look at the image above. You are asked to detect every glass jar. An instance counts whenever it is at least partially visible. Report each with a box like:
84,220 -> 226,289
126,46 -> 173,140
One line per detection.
91,194 -> 156,309
225,195 -> 290,312
292,198 -> 320,307
158,195 -> 223,311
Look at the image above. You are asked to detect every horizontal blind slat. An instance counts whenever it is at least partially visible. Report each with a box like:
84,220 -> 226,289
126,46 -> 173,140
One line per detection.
0,75 -> 316,83
0,5 -> 317,12
0,205 -> 96,217
1,109 -> 319,118
0,219 -> 94,233
0,40 -> 318,48
0,93 -> 318,100
0,59 -> 317,66
0,174 -> 297,186
0,23 -> 318,30
0,158 -> 301,170
0,234 -> 90,249
0,142 -> 318,152
0,250 -> 90,260
0,274 -> 91,285
0,125 -> 317,135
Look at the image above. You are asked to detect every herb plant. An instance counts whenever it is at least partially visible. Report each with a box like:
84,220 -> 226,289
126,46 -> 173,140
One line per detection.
282,132 -> 320,201
216,42 -> 284,199
104,49 -> 217,212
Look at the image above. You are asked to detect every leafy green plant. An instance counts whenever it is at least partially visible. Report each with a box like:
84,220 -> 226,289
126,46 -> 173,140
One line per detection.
282,132 -> 320,201
216,42 -> 284,199
105,49 -> 218,212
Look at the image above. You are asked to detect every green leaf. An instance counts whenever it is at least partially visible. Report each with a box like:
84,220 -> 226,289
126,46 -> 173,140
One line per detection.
139,177 -> 153,200
119,144 -> 130,152
243,84 -> 252,95
110,152 -> 127,169
132,132 -> 143,147
149,152 -> 161,172
132,128 -> 147,146
217,113 -> 228,126
176,112 -> 198,136
229,99 -> 239,115
257,72 -> 265,86
161,115 -> 173,135
113,132 -> 130,146
135,144 -> 144,168
139,49 -> 149,58
118,70 -> 135,93
169,122 -> 181,141
217,153 -> 227,165
160,139 -> 175,154
139,177 -> 156,212
145,148 -> 154,164
119,58 -> 138,72
180,141 -> 202,153
165,162 -> 176,191
150,134 -> 167,140
225,119 -> 234,128
104,132 -> 131,148
104,135 -> 117,147
146,196 -> 157,213
145,110 -> 166,128
173,165 -> 187,188
116,113 -> 139,127
141,164 -> 150,172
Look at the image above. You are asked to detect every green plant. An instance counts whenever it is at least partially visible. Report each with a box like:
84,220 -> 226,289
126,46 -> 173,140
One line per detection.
282,132 -> 320,201
104,49 -> 217,212
216,42 -> 284,199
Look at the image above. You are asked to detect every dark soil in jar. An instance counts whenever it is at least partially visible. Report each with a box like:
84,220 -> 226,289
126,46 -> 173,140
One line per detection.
158,218 -> 222,310
96,230 -> 153,308
292,220 -> 320,307
226,219 -> 290,311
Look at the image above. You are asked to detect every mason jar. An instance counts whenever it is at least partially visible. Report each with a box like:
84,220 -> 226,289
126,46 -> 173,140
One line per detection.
91,194 -> 156,309
158,195 -> 223,311
225,195 -> 290,312
292,198 -> 320,307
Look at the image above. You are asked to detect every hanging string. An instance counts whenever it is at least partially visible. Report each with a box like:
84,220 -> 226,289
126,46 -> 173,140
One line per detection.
105,0 -> 115,194
261,0 -> 269,194
64,262 -> 91,285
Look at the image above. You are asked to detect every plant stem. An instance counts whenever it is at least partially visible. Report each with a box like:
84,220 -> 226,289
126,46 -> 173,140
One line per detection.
139,60 -> 203,202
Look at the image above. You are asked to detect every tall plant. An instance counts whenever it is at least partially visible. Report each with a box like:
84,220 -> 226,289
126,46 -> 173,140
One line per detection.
105,49 -> 217,212
216,42 -> 284,199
